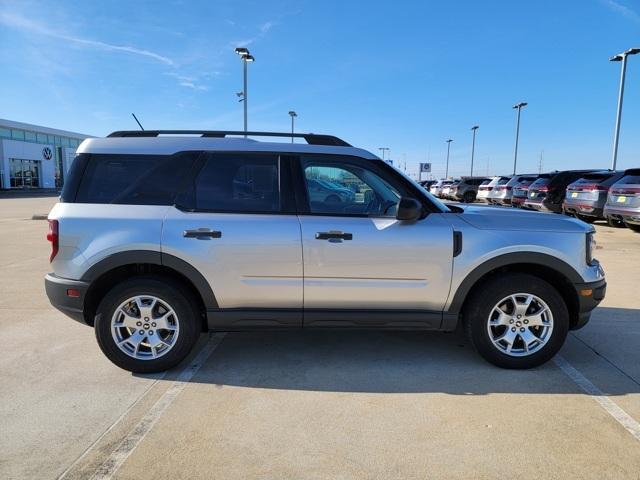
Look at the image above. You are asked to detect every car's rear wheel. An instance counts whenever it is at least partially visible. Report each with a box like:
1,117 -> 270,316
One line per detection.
607,217 -> 625,228
463,191 -> 476,203
624,222 -> 640,232
94,276 -> 201,373
464,273 -> 569,369
576,214 -> 596,224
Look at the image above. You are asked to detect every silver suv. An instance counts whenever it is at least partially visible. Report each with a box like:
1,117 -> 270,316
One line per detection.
45,130 -> 606,373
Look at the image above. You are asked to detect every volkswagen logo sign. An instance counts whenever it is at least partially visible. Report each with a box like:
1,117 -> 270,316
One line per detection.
42,147 -> 53,160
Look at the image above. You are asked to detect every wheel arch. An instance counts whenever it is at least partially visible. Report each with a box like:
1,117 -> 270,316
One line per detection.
447,253 -> 582,329
81,250 -> 217,329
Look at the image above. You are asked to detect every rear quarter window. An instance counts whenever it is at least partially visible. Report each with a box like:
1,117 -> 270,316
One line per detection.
75,152 -> 198,205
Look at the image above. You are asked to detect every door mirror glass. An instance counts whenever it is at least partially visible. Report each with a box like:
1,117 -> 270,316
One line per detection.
396,197 -> 422,221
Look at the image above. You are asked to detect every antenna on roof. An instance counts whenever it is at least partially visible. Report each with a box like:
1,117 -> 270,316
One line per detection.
131,113 -> 144,131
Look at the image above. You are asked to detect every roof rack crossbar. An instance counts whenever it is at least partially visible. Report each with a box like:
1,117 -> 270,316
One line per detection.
107,130 -> 351,147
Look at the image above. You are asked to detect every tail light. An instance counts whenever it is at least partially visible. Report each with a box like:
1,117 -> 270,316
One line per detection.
612,187 -> 640,194
574,184 -> 608,191
47,220 -> 59,262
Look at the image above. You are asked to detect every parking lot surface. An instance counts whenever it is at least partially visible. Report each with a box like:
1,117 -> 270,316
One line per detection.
1,195 -> 639,479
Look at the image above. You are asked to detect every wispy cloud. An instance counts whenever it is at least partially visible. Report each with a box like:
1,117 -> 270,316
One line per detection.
600,0 -> 640,22
164,72 -> 209,91
0,11 -> 176,66
260,21 -> 275,33
231,20 -> 277,49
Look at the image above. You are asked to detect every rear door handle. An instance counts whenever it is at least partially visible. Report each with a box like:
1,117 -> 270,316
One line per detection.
315,231 -> 353,241
183,228 -> 222,239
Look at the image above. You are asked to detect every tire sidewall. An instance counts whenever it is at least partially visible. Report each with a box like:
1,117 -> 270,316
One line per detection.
465,274 -> 569,369
94,277 -> 200,373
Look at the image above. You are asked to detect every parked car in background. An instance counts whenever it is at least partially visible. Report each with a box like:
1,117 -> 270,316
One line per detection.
452,176 -> 490,203
488,174 -> 538,206
486,176 -> 513,205
604,168 -> 640,231
430,179 -> 453,197
440,179 -> 459,198
511,178 -> 538,208
307,178 -> 356,203
477,177 -> 500,203
563,170 -> 625,223
419,180 -> 437,191
524,170 -> 597,213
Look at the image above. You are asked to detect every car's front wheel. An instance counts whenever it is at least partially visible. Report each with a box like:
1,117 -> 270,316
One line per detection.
94,276 -> 201,373
464,273 -> 569,369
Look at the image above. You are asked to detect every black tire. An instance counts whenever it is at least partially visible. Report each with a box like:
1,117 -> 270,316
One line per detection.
94,276 -> 201,373
463,273 -> 569,369
463,191 -> 476,203
576,214 -> 596,224
624,222 -> 640,232
607,216 -> 625,228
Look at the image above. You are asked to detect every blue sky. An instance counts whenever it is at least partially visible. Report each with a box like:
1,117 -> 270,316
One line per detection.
1,0 -> 639,178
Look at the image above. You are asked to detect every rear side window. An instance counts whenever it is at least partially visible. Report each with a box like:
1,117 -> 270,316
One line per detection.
496,177 -> 511,185
75,153 -> 197,204
194,153 -> 280,213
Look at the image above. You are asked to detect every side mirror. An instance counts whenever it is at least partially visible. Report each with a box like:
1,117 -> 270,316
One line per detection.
396,197 -> 422,221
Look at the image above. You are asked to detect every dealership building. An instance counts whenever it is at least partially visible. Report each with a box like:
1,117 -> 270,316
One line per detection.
0,119 -> 91,190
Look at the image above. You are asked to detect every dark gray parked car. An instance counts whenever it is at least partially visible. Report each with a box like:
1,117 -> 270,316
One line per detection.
563,171 -> 625,223
453,176 -> 490,203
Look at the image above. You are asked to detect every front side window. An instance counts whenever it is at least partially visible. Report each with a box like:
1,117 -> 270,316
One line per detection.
194,154 -> 280,213
301,159 -> 400,216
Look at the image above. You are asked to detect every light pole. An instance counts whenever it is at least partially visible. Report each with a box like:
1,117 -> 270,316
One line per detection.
609,48 -> 639,170
470,126 -> 479,176
288,111 -> 297,142
445,139 -> 453,178
235,47 -> 255,137
512,102 -> 527,174
379,147 -> 390,162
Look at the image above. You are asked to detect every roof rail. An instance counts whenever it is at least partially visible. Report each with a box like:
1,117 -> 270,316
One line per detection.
106,130 -> 352,147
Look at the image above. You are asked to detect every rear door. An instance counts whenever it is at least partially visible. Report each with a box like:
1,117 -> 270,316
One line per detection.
294,154 -> 454,327
161,152 -> 303,328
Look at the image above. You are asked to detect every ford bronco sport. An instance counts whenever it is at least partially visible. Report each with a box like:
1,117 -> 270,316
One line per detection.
45,130 -> 606,373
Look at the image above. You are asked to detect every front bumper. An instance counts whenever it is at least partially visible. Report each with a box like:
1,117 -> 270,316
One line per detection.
571,278 -> 606,330
44,273 -> 90,325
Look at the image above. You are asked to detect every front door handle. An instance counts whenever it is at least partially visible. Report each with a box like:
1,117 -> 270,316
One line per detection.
183,228 -> 222,239
315,231 -> 353,241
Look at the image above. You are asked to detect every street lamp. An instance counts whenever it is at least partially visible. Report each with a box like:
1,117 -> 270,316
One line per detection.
445,139 -> 453,178
512,102 -> 527,175
235,47 -> 255,137
288,111 -> 297,143
379,147 -> 390,161
470,126 -> 479,176
609,48 -> 640,170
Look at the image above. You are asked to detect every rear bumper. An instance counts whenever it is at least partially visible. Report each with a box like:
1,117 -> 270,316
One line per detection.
44,273 -> 90,325
571,278 -> 606,330
563,201 -> 604,218
524,199 -> 561,213
604,207 -> 640,225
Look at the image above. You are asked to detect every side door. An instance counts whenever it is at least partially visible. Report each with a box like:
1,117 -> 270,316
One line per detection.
294,155 -> 454,328
162,152 -> 303,329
